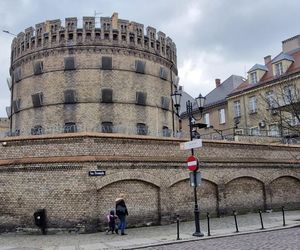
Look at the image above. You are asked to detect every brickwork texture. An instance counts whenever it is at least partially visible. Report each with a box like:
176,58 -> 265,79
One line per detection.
0,133 -> 299,232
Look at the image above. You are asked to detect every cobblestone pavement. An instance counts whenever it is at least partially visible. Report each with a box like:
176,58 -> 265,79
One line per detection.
0,210 -> 299,250
139,227 -> 300,250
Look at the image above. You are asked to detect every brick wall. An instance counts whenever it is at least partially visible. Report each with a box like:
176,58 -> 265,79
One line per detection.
0,133 -> 299,232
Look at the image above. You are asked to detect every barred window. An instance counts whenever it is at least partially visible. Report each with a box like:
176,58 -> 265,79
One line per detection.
137,123 -> 148,135
31,125 -> 44,135
64,122 -> 77,133
162,126 -> 171,137
101,122 -> 113,133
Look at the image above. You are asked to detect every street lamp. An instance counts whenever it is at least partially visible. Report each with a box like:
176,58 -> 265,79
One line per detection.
2,30 -> 17,37
172,91 -> 206,237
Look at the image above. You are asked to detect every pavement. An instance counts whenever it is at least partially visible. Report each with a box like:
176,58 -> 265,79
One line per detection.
0,210 -> 300,250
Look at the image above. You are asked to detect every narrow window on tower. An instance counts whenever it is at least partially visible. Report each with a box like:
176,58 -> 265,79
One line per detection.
64,89 -> 76,104
136,92 -> 147,106
31,92 -> 43,107
101,57 -> 112,70
135,60 -> 146,74
64,57 -> 75,70
34,61 -> 44,75
101,89 -> 113,103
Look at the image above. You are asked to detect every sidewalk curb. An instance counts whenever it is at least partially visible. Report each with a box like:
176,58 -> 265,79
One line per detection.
122,223 -> 300,250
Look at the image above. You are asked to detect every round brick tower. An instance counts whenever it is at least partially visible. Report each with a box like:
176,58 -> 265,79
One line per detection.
9,13 -> 179,137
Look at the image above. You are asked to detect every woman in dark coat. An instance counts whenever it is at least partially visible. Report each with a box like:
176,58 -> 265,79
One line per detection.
115,196 -> 128,235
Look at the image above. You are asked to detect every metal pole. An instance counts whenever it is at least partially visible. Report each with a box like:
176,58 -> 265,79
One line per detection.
187,101 -> 203,237
176,214 -> 181,240
259,210 -> 264,230
207,212 -> 211,236
282,206 -> 286,226
233,210 -> 239,233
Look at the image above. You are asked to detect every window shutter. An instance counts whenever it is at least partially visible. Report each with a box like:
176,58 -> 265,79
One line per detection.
64,89 -> 76,104
64,57 -> 75,70
32,92 -> 43,107
161,97 -> 170,110
135,60 -> 145,74
102,89 -> 113,103
34,61 -> 43,75
101,57 -> 112,70
136,92 -> 147,105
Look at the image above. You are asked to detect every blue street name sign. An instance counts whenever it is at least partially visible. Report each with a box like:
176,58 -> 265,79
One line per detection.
88,170 -> 106,177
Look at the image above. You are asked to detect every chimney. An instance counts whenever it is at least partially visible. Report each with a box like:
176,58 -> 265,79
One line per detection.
215,78 -> 221,88
282,35 -> 300,53
264,55 -> 272,65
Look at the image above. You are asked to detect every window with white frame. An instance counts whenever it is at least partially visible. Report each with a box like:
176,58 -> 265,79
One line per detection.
268,124 -> 279,137
250,126 -> 260,136
203,113 -> 210,127
219,108 -> 225,124
248,96 -> 257,113
275,62 -> 283,76
233,100 -> 241,118
283,85 -> 296,104
250,72 -> 257,84
265,90 -> 276,109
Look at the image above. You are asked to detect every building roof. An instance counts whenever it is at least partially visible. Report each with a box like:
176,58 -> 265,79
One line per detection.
247,64 -> 268,73
229,48 -> 300,97
272,52 -> 295,64
204,75 -> 245,107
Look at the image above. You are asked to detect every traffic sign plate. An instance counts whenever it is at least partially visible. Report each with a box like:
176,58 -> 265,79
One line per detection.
187,155 -> 199,171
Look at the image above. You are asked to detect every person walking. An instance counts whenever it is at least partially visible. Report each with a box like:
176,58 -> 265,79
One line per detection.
106,210 -> 118,234
115,195 -> 128,235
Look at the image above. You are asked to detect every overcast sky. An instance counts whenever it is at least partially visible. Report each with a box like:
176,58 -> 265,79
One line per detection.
0,0 -> 300,117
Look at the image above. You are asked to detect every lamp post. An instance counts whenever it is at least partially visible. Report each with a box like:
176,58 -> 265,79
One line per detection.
171,91 -> 206,237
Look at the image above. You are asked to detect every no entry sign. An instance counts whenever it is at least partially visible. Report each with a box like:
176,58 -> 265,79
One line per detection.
187,155 -> 199,171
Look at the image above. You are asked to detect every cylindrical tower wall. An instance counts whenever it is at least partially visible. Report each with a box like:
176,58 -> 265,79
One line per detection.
9,13 -> 179,137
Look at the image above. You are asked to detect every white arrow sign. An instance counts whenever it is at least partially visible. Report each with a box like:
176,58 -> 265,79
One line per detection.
180,139 -> 203,150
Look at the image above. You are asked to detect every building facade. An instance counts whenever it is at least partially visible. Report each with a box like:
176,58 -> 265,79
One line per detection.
227,35 -> 300,141
8,13 -> 179,137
